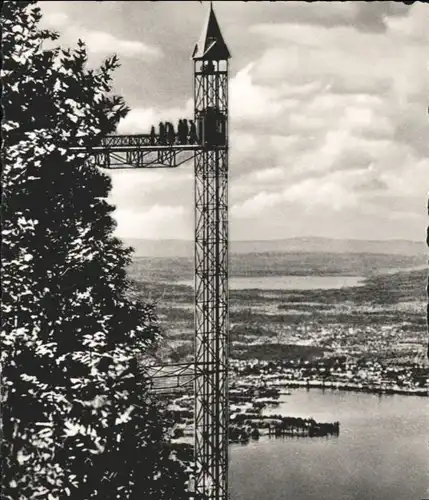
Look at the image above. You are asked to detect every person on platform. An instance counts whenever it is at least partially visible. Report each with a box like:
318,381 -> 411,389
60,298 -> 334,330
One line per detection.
177,119 -> 185,145
189,120 -> 198,145
182,119 -> 189,145
159,122 -> 166,145
150,125 -> 156,145
167,122 -> 175,145
202,60 -> 214,74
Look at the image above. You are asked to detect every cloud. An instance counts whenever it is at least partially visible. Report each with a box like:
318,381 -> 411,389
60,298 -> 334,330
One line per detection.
352,2 -> 410,33
41,12 -> 69,28
117,100 -> 193,134
232,172 -> 361,219
253,167 -> 285,183
249,18 -> 425,100
108,168 -> 193,213
113,205 -> 191,239
230,64 -> 297,122
108,170 -> 169,203
39,5 -> 161,61
39,1 -> 428,241
223,2 -> 410,34
83,30 -> 161,59
385,2 -> 427,42
225,2 -> 428,241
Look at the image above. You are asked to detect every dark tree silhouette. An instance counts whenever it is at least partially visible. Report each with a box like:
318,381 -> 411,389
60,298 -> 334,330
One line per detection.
1,2 -> 191,499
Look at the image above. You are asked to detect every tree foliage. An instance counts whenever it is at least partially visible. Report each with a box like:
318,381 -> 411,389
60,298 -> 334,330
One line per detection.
1,2 -> 190,498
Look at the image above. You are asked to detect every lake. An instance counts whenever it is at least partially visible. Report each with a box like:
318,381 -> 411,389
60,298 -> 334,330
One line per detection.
230,389 -> 428,500
176,275 -> 365,290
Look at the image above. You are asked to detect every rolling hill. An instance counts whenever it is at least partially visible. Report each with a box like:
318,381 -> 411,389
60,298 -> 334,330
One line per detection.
122,236 -> 427,258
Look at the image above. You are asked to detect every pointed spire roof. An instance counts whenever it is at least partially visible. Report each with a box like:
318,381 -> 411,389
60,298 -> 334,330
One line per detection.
192,3 -> 231,60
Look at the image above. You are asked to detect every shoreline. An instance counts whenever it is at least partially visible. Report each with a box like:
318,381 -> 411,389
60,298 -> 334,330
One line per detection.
272,379 -> 428,397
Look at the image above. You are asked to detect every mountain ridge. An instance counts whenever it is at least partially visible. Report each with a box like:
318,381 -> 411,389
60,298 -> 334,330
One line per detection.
120,236 -> 427,258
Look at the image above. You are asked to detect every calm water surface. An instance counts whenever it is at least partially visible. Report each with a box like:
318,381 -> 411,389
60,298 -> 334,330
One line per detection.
177,276 -> 365,290
230,389 -> 428,500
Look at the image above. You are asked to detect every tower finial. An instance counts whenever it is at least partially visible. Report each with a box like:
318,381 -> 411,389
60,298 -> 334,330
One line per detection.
192,1 -> 231,60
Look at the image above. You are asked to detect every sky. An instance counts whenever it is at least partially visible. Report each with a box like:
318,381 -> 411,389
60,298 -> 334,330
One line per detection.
39,1 -> 428,242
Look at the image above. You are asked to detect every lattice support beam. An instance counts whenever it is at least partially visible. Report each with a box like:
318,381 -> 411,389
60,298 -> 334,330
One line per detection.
144,363 -> 195,394
70,133 -> 204,169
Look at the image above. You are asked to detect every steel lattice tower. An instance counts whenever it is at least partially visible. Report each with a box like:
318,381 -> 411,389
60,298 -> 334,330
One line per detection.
192,6 -> 230,499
